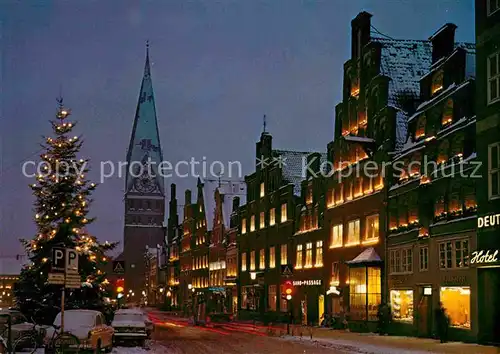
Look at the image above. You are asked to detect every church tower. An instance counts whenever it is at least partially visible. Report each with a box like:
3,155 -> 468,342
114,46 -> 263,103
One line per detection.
123,42 -> 165,298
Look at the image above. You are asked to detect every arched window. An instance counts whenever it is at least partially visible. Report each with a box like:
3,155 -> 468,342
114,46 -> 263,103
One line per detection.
442,98 -> 454,126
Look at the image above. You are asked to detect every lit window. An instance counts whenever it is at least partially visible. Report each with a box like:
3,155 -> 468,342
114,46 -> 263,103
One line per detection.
296,244 -> 303,268
346,219 -> 360,246
259,249 -> 265,269
488,52 -> 500,104
390,290 -> 414,322
489,142 -> 500,199
315,241 -> 323,267
431,69 -> 443,94
365,214 -> 379,243
280,244 -> 287,265
439,239 -> 469,269
250,251 -> 255,271
331,262 -> 340,285
260,182 -> 265,198
241,218 -> 247,234
349,267 -> 381,321
306,183 -> 313,204
440,287 -> 471,329
269,208 -> 276,226
305,243 -> 313,268
415,114 -> 426,139
269,246 -> 276,268
259,211 -> 265,229
250,215 -> 255,232
488,0 -> 500,15
442,98 -> 453,126
268,285 -> 277,311
281,203 -> 287,222
419,247 -> 428,271
330,224 -> 343,248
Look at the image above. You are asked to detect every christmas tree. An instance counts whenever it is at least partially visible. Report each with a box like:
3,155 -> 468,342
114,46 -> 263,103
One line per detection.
14,98 -> 117,323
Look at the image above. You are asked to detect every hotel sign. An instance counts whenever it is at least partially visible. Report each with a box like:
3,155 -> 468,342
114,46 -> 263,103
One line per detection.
470,250 -> 499,265
292,280 -> 322,286
477,213 -> 500,228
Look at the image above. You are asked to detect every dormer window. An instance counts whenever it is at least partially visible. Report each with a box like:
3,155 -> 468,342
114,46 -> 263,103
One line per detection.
416,115 -> 426,139
431,70 -> 444,95
442,98 -> 454,126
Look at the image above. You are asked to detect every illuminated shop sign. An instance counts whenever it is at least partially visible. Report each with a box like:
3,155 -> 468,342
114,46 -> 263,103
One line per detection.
292,280 -> 322,286
477,213 -> 500,228
470,250 -> 499,264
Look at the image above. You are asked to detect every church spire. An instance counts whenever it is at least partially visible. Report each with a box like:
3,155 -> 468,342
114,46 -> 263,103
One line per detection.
125,42 -> 164,195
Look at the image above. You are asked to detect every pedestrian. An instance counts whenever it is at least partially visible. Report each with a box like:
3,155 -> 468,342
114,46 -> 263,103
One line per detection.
435,302 -> 449,343
377,303 -> 391,335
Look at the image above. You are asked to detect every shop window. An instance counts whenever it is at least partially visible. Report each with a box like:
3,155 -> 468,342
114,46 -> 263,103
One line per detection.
281,203 -> 288,222
331,262 -> 340,285
269,208 -> 276,226
280,244 -> 287,265
442,98 -> 454,126
305,243 -> 313,268
365,214 -> 379,243
250,251 -> 255,271
439,239 -> 469,269
315,241 -> 323,267
269,246 -> 276,269
268,285 -> 277,311
489,142 -> 500,199
250,215 -> 255,232
241,287 -> 248,309
416,115 -> 426,139
349,267 -> 381,321
440,287 -> 471,329
260,182 -> 265,198
390,290 -> 414,322
419,247 -> 429,271
259,211 -> 265,229
331,224 -> 343,248
346,219 -> 360,246
488,51 -> 500,103
296,244 -> 303,269
431,69 -> 444,95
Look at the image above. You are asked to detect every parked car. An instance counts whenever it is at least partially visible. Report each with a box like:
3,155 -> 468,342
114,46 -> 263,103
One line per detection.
45,309 -> 114,352
112,309 -> 151,346
0,309 -> 44,349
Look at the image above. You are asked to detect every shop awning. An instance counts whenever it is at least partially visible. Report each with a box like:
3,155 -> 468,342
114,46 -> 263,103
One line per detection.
346,247 -> 382,265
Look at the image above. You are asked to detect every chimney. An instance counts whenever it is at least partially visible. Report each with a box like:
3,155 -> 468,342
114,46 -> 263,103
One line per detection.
256,132 -> 273,169
232,196 -> 240,213
429,23 -> 457,63
351,11 -> 372,59
185,189 -> 191,205
306,152 -> 322,178
170,183 -> 176,200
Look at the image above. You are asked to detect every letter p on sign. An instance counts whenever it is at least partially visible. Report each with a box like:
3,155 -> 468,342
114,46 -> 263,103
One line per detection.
66,249 -> 79,274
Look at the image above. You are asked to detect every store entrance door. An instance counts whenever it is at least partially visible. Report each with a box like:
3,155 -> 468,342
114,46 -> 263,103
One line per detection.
479,268 -> 500,344
417,293 -> 432,337
318,295 -> 325,325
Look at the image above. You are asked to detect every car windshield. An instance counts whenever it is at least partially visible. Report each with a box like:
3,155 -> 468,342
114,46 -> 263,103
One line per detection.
54,311 -> 95,329
115,314 -> 144,322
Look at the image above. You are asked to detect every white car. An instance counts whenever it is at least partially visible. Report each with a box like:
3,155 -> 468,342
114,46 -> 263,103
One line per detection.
112,309 -> 151,346
45,309 -> 114,352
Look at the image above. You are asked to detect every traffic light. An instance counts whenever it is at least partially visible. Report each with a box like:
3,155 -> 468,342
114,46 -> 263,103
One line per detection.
116,278 -> 125,296
284,280 -> 293,300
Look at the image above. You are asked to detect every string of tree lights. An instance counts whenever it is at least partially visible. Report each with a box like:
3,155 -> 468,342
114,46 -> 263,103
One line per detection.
13,97 -> 118,322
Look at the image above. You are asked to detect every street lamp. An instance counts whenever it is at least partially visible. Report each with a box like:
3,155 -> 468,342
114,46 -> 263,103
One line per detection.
159,288 -> 164,293
188,284 -> 192,290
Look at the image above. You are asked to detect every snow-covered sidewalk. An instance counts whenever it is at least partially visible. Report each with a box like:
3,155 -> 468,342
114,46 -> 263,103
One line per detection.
281,328 -> 499,354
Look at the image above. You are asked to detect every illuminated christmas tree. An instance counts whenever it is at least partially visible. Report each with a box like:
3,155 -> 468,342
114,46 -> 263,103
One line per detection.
14,98 -> 117,322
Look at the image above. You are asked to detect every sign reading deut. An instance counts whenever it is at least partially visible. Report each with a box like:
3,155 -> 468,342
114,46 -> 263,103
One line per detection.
478,213 -> 500,228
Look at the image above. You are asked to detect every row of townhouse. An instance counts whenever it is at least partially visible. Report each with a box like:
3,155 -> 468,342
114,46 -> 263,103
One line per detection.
161,5 -> 500,344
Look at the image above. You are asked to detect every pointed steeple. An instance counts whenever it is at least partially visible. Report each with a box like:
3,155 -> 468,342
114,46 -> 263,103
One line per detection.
125,41 -> 164,195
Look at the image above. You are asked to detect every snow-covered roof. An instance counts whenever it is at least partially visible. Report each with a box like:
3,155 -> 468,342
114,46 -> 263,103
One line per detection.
373,38 -> 432,109
346,247 -> 382,264
395,109 -> 409,152
0,258 -> 24,275
428,23 -> 456,41
273,150 -> 327,196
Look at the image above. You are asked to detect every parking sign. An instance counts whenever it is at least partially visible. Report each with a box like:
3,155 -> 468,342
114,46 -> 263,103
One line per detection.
51,247 -> 66,272
65,248 -> 78,274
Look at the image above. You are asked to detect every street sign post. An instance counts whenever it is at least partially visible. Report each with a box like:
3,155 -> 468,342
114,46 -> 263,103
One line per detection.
48,273 -> 65,285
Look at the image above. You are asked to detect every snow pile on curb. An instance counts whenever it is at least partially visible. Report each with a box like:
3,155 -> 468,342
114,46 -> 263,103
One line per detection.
280,335 -> 435,354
